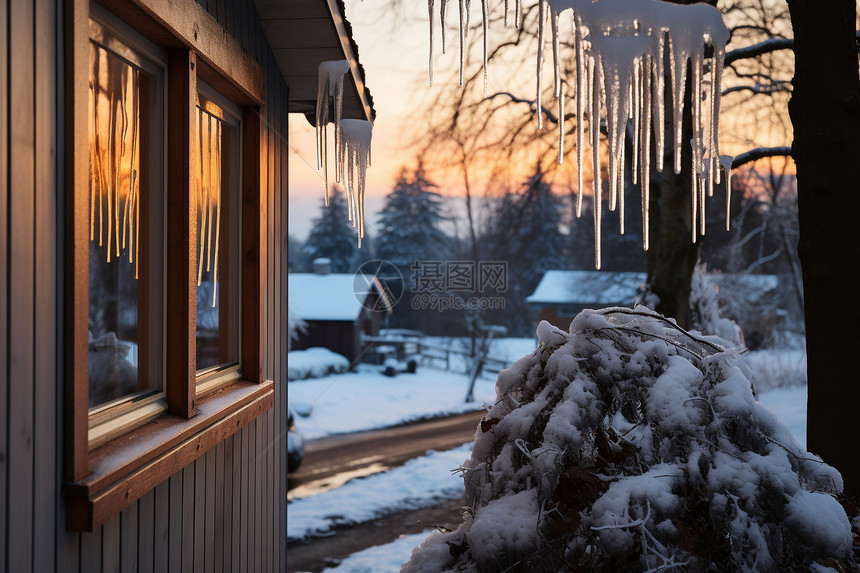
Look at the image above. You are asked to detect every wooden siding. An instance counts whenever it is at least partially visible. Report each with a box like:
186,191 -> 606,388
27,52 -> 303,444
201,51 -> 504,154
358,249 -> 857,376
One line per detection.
1,0 -> 289,570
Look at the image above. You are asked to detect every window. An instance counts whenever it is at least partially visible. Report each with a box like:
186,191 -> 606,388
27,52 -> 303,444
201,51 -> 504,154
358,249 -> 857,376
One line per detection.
86,11 -> 168,448
65,0 -> 269,532
195,82 -> 242,393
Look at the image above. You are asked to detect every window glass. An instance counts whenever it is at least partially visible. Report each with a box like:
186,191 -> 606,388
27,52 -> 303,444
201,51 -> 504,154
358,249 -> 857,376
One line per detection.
195,104 -> 240,373
88,36 -> 164,409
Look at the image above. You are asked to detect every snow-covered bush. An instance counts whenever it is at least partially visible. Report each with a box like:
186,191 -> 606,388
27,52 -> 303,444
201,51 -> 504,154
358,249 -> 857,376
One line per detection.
287,347 -> 349,380
403,307 -> 852,572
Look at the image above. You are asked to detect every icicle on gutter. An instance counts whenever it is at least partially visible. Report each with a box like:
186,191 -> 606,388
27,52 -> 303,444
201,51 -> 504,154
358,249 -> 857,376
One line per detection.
315,60 -> 351,206
339,119 -> 373,247
428,0 -> 730,269
315,60 -> 374,248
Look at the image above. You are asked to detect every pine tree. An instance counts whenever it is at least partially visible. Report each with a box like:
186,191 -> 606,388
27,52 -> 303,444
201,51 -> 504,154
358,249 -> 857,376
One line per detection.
302,187 -> 358,273
375,165 -> 452,333
375,165 -> 449,269
483,164 -> 567,335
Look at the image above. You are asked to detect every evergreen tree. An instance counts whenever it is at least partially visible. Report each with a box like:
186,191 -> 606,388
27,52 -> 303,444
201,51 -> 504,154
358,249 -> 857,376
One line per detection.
302,187 -> 358,273
375,165 -> 449,268
483,164 -> 567,335
375,165 -> 452,333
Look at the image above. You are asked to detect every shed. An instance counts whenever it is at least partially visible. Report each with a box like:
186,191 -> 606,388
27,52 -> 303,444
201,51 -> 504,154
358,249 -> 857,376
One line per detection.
0,0 -> 373,570
526,270 -> 647,329
288,268 -> 394,363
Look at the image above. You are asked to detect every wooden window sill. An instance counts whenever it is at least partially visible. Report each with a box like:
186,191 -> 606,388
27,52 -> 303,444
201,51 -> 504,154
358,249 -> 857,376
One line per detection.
64,379 -> 273,531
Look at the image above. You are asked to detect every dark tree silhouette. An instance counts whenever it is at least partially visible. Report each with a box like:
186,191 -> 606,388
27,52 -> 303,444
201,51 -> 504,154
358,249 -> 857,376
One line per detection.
787,0 -> 860,498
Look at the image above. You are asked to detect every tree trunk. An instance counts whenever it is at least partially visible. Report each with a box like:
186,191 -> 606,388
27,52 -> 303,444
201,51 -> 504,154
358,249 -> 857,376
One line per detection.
646,54 -> 700,329
787,0 -> 860,498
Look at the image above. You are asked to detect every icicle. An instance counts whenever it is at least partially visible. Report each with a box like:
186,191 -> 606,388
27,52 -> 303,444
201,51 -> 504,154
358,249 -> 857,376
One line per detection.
197,109 -> 206,286
429,0 -> 435,85
591,55 -> 602,270
515,0 -> 521,28
641,55 -> 652,251
212,120 -> 221,308
618,140 -> 625,234
132,67 -> 140,277
206,114 -> 212,272
711,49 -> 725,185
458,0 -> 467,86
653,33 -> 665,173
720,154 -> 733,231
121,66 -> 132,252
691,154 -> 698,244
89,43 -> 100,243
535,0 -> 546,130
441,0 -> 450,53
315,60 -> 350,201
504,0 -> 509,26
422,0 -> 731,263
558,83 -> 565,164
339,119 -> 373,246
575,15 -> 585,217
551,8 -> 560,99
632,59 -> 640,186
123,70 -> 138,253
127,69 -> 139,263
481,0 -> 489,97
106,62 -> 116,262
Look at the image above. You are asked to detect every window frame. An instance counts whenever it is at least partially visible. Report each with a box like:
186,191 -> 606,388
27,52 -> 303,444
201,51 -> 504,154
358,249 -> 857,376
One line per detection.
85,10 -> 170,449
64,0 -> 268,532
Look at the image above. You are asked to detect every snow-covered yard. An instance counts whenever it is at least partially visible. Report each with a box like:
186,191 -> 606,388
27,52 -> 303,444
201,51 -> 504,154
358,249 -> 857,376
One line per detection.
287,365 -> 498,440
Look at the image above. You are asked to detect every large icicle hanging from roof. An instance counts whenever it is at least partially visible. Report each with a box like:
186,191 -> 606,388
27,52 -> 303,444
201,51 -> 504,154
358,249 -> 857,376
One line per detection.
315,60 -> 351,206
339,119 -> 373,247
428,0 -> 729,269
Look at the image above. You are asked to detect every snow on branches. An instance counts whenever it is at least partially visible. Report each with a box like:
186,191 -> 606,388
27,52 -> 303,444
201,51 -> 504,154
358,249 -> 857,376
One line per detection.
403,307 -> 853,572
426,0 -> 735,268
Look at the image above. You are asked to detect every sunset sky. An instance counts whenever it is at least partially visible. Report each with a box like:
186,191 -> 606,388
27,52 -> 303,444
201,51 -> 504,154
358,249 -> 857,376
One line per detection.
288,1 -> 435,240
287,0 -> 796,241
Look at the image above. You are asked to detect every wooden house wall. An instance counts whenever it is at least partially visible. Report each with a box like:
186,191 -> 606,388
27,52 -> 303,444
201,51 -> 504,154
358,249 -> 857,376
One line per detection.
0,0 -> 289,571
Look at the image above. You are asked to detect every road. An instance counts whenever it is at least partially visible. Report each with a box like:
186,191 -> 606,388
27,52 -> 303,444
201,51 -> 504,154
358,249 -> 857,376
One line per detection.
287,410 -> 485,499
287,410 -> 485,572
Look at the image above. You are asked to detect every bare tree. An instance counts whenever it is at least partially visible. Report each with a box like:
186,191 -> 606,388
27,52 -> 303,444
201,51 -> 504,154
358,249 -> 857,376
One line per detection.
409,0 -> 800,328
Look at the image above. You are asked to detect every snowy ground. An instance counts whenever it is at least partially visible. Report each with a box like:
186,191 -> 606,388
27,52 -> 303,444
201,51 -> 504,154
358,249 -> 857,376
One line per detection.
288,345 -> 808,572
287,366 -> 498,440
287,443 -> 471,540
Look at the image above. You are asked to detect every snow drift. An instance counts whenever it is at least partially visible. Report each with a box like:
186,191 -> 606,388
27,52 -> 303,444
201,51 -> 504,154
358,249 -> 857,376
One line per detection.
403,307 -> 853,572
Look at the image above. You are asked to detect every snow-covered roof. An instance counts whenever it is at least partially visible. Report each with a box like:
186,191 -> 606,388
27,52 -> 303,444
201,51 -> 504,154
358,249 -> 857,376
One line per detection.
289,273 -> 377,321
526,270 -> 647,305
526,270 -> 781,306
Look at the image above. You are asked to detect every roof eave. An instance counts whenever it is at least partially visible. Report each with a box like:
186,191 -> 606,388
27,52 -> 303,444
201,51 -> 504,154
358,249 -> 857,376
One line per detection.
253,0 -> 375,123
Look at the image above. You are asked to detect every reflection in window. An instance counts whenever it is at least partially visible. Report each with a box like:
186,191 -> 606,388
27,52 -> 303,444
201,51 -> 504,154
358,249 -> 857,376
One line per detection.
196,106 -> 239,373
88,41 -> 163,408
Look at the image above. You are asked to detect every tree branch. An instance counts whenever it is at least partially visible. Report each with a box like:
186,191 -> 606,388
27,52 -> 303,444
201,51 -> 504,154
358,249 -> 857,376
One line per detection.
722,81 -> 792,96
725,37 -> 794,66
732,146 -> 792,168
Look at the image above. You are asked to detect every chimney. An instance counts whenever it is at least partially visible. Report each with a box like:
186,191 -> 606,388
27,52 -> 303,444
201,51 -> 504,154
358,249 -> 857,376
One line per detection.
313,258 -> 332,275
